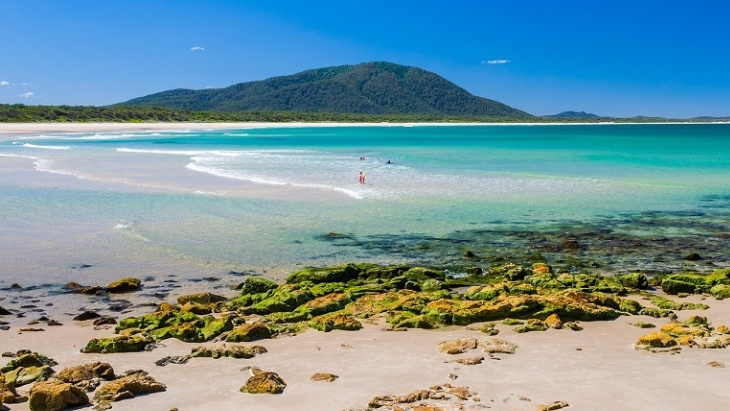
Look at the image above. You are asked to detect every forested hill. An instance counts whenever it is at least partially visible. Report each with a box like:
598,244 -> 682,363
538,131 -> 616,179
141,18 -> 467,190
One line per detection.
119,62 -> 530,117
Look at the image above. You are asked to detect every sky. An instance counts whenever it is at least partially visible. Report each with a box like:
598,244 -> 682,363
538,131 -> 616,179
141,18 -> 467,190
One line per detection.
1,0 -> 729,118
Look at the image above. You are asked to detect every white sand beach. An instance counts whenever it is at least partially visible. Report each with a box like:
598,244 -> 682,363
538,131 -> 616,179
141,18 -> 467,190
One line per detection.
2,296 -> 730,411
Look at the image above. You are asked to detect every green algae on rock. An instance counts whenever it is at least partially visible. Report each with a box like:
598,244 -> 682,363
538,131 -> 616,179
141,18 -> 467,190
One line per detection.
81,335 -> 151,353
308,312 -> 362,332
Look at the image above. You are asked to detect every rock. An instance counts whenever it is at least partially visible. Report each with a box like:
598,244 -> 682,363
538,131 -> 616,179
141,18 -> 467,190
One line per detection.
451,356 -> 484,365
708,361 -> 725,368
514,318 -> 548,333
94,371 -> 166,402
56,362 -> 115,384
0,306 -> 11,315
437,338 -> 478,354
92,317 -> 117,326
154,356 -> 191,367
618,273 -> 649,289
4,366 -> 54,387
710,284 -> 730,299
73,311 -> 101,321
105,277 -> 141,293
81,335 -> 151,353
480,338 -> 518,354
190,344 -> 267,359
1,372 -> 19,404
545,313 -> 563,329
635,332 -> 678,350
532,263 -> 552,275
538,401 -> 570,411
1,352 -> 57,373
310,372 -> 338,382
236,277 -> 279,295
683,252 -> 702,261
224,323 -> 272,342
28,380 -> 89,411
240,369 -> 286,394
176,292 -> 227,305
72,286 -> 104,295
308,312 -> 362,332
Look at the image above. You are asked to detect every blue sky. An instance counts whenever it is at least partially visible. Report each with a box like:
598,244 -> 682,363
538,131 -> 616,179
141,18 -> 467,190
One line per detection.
1,0 -> 728,117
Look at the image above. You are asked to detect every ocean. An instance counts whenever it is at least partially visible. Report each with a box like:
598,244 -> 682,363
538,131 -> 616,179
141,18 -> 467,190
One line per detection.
1,124 -> 730,291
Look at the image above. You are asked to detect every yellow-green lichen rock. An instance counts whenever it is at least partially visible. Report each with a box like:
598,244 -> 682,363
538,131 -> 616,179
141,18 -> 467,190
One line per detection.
28,380 -> 89,411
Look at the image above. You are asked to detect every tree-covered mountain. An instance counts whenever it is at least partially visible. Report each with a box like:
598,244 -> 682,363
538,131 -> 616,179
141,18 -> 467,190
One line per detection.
119,62 -> 530,117
544,111 -> 600,118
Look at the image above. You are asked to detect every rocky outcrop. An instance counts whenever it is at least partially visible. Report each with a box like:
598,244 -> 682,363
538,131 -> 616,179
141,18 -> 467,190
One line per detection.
28,380 -> 89,411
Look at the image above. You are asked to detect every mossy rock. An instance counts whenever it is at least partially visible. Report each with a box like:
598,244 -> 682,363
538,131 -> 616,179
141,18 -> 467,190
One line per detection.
4,365 -> 54,387
421,279 -> 446,292
618,273 -> 649,289
225,323 -> 272,342
105,277 -> 141,293
531,263 -> 552,275
115,309 -> 200,333
345,289 -> 438,318
386,311 -> 436,329
28,380 -> 89,411
237,277 -> 279,295
660,278 -> 698,295
501,318 -> 523,326
403,267 -> 444,282
94,372 -> 166,402
634,322 -> 656,328
635,332 -> 678,349
1,352 -> 56,373
619,298 -> 643,314
706,268 -> 730,286
422,292 -> 623,326
81,335 -> 151,353
191,345 -> 267,359
710,284 -> 730,299
177,292 -> 227,305
649,295 -> 709,311
514,318 -> 547,333
545,313 -> 563,329
240,369 -> 286,394
463,284 -> 507,301
308,312 -> 362,332
286,264 -> 362,284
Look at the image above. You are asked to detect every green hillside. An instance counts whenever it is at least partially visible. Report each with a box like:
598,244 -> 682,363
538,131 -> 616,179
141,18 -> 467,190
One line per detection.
120,62 -> 530,117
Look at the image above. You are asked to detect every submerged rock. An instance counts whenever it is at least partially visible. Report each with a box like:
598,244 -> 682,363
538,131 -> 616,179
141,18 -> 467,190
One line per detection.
310,372 -> 339,382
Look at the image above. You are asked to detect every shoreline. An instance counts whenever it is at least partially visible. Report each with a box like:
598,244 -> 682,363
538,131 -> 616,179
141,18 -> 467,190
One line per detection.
1,121 -> 729,137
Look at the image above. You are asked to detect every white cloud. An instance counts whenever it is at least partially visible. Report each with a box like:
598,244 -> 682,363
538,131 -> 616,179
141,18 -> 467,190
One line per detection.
0,81 -> 9,86
483,59 -> 511,65
190,46 -> 206,52
18,92 -> 34,98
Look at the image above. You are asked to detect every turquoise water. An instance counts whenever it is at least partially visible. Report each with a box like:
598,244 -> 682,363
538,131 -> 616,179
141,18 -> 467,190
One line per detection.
1,124 -> 730,284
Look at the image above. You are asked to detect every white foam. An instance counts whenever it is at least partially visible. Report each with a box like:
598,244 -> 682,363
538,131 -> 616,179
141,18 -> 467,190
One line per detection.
22,143 -> 70,150
113,224 -> 129,230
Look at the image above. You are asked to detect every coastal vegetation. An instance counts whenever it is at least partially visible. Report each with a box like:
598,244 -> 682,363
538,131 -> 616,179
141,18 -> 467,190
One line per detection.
1,103 -> 726,124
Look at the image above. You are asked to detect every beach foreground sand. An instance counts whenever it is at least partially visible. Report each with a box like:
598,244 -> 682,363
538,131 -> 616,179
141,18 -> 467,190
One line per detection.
2,294 -> 730,411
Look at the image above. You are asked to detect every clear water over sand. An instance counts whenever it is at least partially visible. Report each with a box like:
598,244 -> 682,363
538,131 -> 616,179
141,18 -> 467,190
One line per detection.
1,124 -> 729,286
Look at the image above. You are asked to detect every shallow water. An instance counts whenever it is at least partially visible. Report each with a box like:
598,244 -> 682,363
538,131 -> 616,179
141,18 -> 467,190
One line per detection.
1,124 -> 730,289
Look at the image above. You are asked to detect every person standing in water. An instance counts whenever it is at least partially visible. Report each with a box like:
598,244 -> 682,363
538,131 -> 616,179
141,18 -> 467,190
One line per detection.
359,171 -> 366,184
